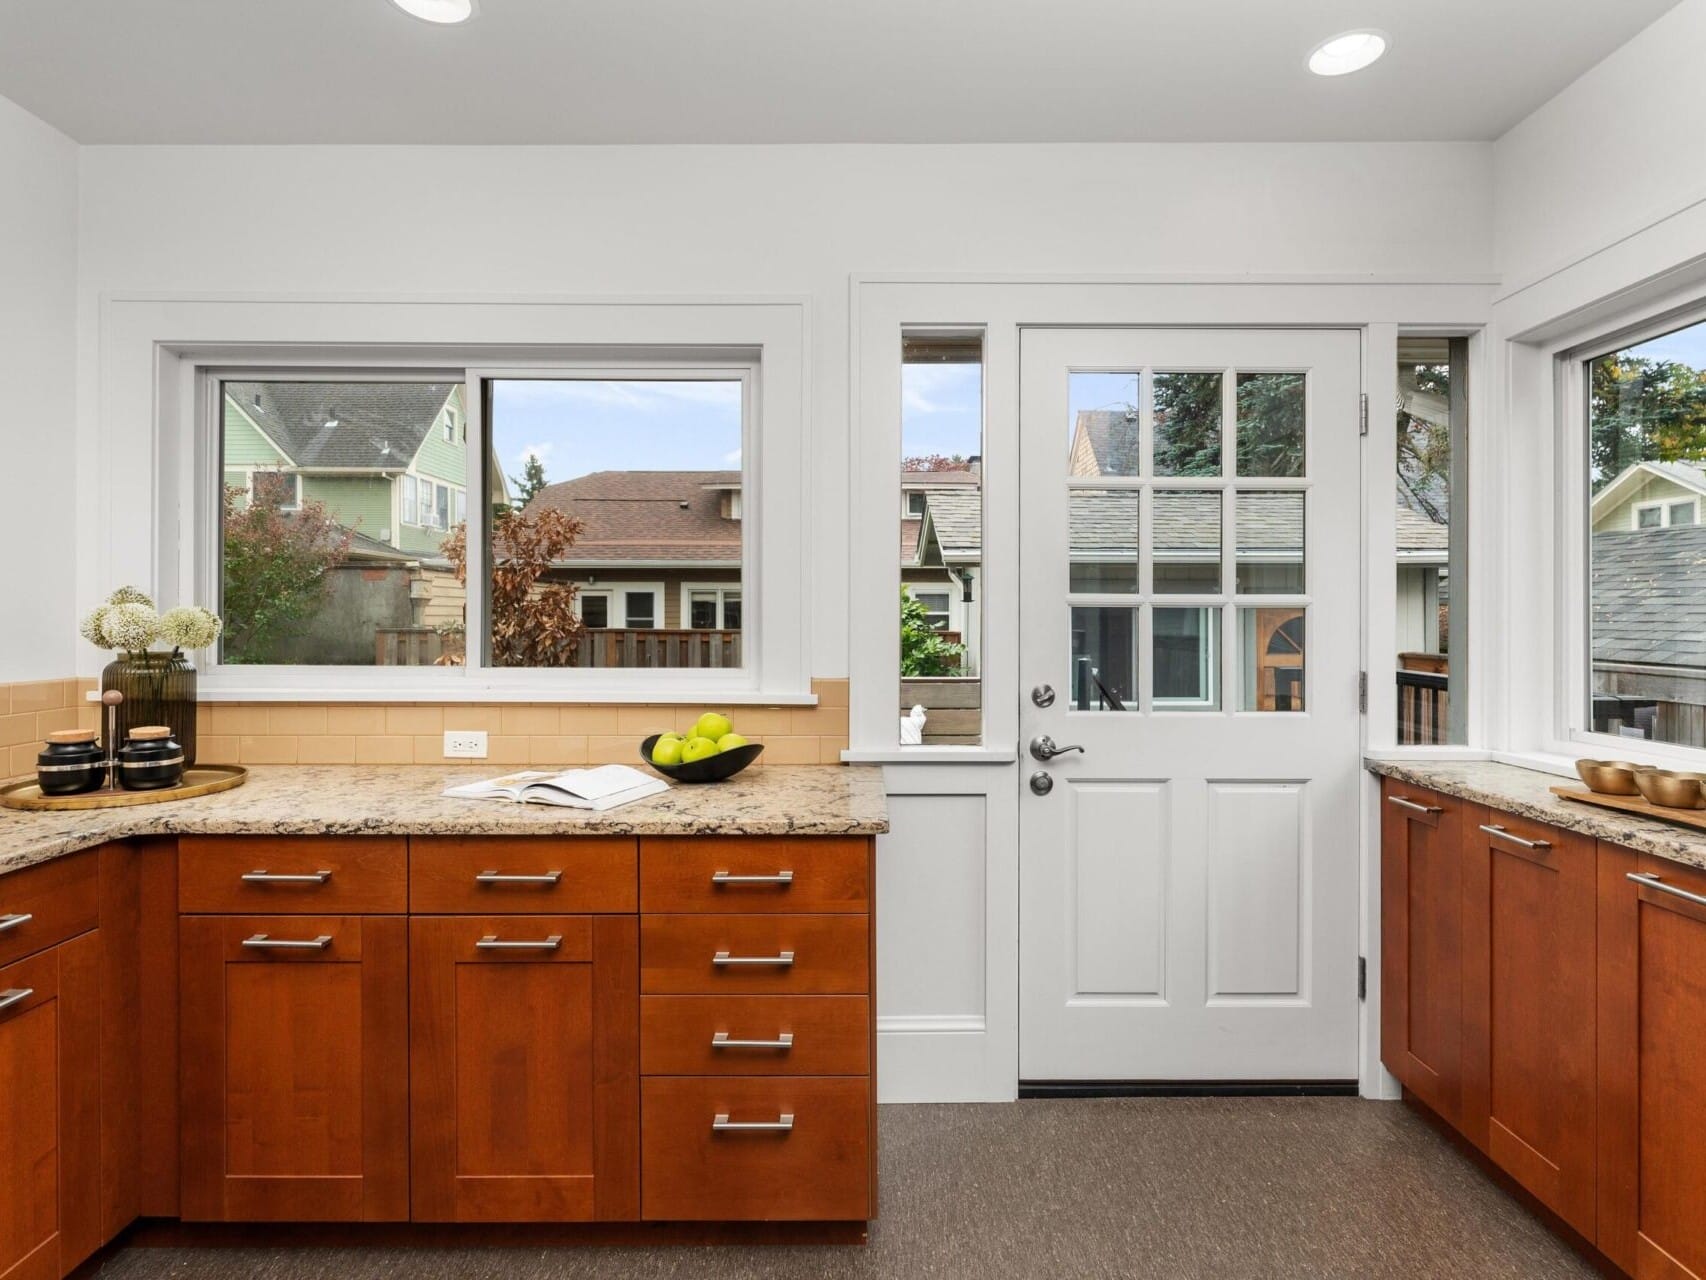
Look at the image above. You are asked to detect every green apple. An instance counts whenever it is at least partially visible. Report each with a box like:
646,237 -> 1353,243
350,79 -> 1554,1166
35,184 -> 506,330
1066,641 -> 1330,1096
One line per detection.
692,712 -> 733,742
716,732 -> 749,751
650,737 -> 685,766
657,731 -> 684,744
681,736 -> 721,763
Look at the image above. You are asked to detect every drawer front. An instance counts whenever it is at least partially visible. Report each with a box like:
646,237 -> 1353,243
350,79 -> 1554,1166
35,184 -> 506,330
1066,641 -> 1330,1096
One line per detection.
179,836 -> 406,914
410,836 -> 637,914
641,1077 -> 870,1221
641,915 -> 868,995
641,996 -> 869,1076
640,838 -> 869,914
0,850 -> 98,967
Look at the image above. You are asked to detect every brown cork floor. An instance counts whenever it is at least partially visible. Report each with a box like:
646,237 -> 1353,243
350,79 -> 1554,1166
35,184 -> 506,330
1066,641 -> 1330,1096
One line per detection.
80,1098 -> 1597,1280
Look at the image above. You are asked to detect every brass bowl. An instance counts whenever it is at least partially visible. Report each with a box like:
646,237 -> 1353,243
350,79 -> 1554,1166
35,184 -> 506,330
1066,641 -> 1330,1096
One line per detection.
1575,759 -> 1644,796
1632,769 -> 1706,810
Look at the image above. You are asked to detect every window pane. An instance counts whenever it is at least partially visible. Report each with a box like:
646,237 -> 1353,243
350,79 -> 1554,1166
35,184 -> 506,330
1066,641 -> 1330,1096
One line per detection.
1069,489 -> 1138,593
902,333 -> 982,745
1235,372 -> 1305,477
1153,490 -> 1221,594
1154,607 -> 1219,708
1241,607 -> 1305,712
581,595 -> 608,628
486,378 -> 743,668
1588,316 -> 1706,749
1236,492 -> 1305,594
1068,372 -> 1140,477
689,591 -> 718,629
218,379 -> 465,666
1670,502 -> 1697,526
724,594 -> 741,630
1153,372 -> 1223,477
1071,607 -> 1137,711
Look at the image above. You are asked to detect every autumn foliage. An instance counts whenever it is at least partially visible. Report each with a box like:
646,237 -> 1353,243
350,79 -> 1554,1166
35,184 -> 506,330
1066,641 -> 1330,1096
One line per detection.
443,506 -> 586,667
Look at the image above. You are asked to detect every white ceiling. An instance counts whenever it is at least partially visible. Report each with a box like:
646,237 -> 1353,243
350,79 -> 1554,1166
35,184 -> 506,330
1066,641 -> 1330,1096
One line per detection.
0,0 -> 1682,145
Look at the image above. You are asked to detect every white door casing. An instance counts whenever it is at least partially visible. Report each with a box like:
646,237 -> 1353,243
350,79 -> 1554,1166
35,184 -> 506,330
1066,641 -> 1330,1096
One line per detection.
1018,328 -> 1361,1082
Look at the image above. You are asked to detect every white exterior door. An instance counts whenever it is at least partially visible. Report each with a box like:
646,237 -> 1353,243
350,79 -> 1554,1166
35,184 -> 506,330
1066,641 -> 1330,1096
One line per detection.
1018,328 -> 1362,1082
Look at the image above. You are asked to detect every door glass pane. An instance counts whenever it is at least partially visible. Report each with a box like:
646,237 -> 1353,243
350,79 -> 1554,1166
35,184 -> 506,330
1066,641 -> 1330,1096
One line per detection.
1236,372 -> 1306,477
1070,607 -> 1136,711
1153,372 -> 1223,477
1235,492 -> 1305,593
1068,372 -> 1140,477
1070,490 -> 1138,592
1240,607 -> 1305,712
1154,607 -> 1219,709
1153,490 -> 1221,594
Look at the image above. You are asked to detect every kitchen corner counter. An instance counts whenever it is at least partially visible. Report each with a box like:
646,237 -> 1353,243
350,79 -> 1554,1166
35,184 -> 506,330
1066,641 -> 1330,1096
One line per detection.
1366,757 -> 1706,872
0,763 -> 889,875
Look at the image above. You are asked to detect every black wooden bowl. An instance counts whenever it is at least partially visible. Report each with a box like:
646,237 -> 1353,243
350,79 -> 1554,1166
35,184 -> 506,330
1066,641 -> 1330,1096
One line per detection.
640,734 -> 764,783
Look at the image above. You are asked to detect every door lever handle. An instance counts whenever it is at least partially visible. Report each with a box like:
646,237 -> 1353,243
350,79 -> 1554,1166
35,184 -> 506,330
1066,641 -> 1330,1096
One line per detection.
1029,735 -> 1085,761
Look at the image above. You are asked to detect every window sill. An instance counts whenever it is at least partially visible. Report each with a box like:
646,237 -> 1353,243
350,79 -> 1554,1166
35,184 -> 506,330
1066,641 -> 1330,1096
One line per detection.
115,685 -> 820,707
841,747 -> 1016,765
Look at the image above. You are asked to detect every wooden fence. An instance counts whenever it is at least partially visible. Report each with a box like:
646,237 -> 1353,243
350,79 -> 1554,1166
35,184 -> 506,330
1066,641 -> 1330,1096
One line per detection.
375,627 -> 741,668
901,677 -> 982,745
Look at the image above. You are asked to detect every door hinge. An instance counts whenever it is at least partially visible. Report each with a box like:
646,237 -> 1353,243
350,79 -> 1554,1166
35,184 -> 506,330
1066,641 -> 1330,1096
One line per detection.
1359,392 -> 1369,436
1358,670 -> 1367,714
1358,956 -> 1368,1001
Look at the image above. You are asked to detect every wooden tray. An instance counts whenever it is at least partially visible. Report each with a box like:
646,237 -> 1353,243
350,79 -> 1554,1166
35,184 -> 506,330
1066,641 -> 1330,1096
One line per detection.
1552,785 -> 1706,833
1,765 -> 247,812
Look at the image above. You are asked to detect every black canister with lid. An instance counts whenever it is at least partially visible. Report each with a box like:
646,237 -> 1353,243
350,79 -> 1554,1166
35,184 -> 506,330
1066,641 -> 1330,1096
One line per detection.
117,725 -> 185,791
36,729 -> 107,796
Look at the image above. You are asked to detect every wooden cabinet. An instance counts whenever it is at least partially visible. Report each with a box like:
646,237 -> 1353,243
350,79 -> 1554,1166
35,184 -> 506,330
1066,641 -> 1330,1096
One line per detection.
1598,848 -> 1706,1280
178,915 -> 409,1221
1379,781 -> 1463,1122
1460,807 -> 1597,1236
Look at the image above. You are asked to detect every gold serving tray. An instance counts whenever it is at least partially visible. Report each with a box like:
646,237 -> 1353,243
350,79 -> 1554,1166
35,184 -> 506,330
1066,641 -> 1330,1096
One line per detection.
1,764 -> 247,811
1552,785 -> 1706,834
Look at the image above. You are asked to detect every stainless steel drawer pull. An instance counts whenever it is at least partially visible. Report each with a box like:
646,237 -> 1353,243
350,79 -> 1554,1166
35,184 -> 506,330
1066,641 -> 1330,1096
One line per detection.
711,871 -> 795,886
0,913 -> 33,934
476,934 -> 563,950
1387,796 -> 1443,815
242,934 -> 332,950
712,1113 -> 795,1132
712,1032 -> 795,1050
1479,824 -> 1551,850
713,950 -> 795,967
1628,872 -> 1706,909
241,870 -> 332,884
475,870 -> 563,885
0,988 -> 33,1014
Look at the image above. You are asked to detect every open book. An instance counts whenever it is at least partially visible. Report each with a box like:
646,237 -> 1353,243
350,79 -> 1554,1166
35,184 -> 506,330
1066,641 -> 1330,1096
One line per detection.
442,764 -> 668,811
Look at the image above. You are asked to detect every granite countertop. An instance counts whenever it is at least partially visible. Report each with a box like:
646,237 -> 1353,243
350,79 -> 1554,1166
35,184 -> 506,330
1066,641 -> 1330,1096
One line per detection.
0,764 -> 889,876
1366,758 -> 1706,872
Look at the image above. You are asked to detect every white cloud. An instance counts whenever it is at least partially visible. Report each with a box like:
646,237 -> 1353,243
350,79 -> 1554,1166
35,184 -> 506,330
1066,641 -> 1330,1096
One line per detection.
722,447 -> 743,464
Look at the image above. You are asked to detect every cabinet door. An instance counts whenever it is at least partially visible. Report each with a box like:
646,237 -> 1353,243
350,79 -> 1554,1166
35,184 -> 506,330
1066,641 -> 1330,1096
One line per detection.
1380,781 -> 1463,1122
1599,848 -> 1706,1280
1461,808 -> 1596,1236
409,915 -> 638,1222
178,916 -> 408,1222
0,932 -> 99,1280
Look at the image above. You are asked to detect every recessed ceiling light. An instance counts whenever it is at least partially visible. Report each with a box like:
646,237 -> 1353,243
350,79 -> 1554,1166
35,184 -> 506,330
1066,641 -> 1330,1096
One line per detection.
1308,30 -> 1387,77
389,0 -> 475,24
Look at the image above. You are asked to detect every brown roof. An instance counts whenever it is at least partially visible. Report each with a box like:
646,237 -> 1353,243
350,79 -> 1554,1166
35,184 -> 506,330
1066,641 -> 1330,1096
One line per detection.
528,470 -> 742,565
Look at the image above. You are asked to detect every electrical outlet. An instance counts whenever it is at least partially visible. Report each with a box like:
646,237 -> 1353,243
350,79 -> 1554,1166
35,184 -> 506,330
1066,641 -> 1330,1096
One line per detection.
443,729 -> 488,759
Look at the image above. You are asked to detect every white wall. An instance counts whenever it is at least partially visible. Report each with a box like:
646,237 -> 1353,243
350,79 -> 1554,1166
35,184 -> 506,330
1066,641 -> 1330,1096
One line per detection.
0,95 -> 77,682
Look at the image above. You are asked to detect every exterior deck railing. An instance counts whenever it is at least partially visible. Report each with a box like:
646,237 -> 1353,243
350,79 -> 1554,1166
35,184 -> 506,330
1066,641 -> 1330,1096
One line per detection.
1397,668 -> 1450,745
375,626 -> 742,668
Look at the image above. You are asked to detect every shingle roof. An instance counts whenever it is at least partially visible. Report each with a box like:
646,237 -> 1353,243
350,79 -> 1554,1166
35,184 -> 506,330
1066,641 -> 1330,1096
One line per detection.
1592,525 -> 1706,668
528,470 -> 742,564
1396,505 -> 1449,554
1070,410 -> 1140,477
226,382 -> 455,470
920,486 -> 981,558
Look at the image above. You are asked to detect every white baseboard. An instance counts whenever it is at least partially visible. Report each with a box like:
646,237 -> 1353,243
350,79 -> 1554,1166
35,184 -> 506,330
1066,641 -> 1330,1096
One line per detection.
876,1015 -> 1016,1103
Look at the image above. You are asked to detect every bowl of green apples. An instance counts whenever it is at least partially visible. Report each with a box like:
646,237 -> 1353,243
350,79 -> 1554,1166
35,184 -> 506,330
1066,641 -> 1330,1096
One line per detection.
641,712 -> 764,783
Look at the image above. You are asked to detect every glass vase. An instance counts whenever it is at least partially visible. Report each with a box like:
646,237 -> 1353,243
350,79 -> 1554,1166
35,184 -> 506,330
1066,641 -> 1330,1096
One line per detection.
100,652 -> 198,765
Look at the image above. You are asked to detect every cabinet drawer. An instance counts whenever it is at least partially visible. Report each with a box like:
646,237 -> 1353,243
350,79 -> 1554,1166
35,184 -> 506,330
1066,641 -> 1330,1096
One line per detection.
410,836 -> 636,914
1383,781 -> 1454,826
641,996 -> 869,1076
179,836 -> 406,914
640,838 -> 869,914
641,915 -> 868,995
0,850 -> 97,967
641,1077 -> 870,1221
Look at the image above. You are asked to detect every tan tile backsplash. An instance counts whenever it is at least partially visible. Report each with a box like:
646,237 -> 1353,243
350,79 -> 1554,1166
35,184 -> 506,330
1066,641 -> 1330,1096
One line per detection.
0,677 -> 850,776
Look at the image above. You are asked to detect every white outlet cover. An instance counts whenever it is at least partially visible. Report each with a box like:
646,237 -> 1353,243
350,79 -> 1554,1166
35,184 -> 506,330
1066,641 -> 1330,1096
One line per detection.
443,729 -> 489,759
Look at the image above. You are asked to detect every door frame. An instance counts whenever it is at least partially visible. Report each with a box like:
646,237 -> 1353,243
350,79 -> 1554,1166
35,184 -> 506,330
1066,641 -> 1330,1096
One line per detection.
849,276 -> 1494,1103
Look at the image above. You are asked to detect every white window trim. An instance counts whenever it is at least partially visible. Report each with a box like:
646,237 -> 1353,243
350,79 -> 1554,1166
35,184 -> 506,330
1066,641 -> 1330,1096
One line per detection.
108,294 -> 812,703
1629,496 -> 1700,529
568,580 -> 667,629
677,582 -> 743,631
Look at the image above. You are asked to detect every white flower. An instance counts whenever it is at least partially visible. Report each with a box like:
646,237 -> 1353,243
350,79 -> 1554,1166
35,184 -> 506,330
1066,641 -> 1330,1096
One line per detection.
101,602 -> 162,652
159,606 -> 223,650
106,585 -> 155,610
79,605 -> 113,647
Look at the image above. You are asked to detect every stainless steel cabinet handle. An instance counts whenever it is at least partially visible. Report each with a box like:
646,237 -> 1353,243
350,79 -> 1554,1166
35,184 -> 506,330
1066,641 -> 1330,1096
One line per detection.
242,934 -> 332,950
241,870 -> 332,884
0,987 -> 33,1014
0,913 -> 33,933
711,871 -> 794,886
712,1032 -> 795,1050
1628,872 -> 1706,909
712,1113 -> 795,1132
1479,824 -> 1551,850
713,950 -> 796,967
1387,795 -> 1443,815
476,934 -> 563,950
475,870 -> 563,885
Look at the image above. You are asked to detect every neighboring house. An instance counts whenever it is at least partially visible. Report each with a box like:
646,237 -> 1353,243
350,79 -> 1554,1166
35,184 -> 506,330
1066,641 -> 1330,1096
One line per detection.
1590,459 -> 1706,532
902,466 -> 981,674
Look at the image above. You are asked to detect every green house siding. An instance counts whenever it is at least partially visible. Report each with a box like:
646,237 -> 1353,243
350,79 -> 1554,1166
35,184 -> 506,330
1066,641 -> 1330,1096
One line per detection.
301,475 -> 394,543
410,392 -> 467,487
222,399 -> 288,467
398,516 -> 454,557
